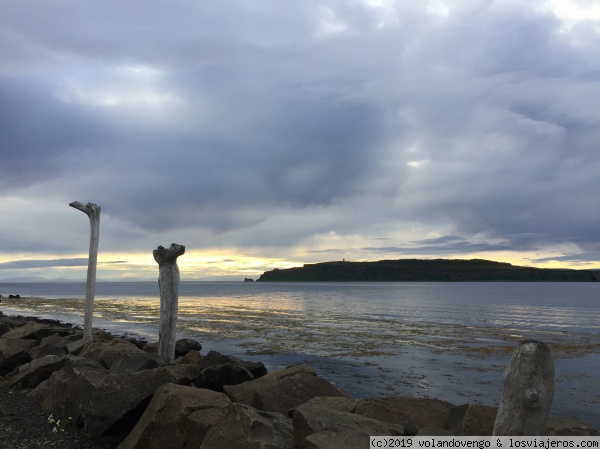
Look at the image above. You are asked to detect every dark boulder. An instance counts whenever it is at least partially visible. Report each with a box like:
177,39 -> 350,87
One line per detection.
195,353 -> 255,392
0,337 -> 38,375
8,354 -> 70,388
292,400 -> 404,448
545,416 -> 599,436
175,338 -> 202,357
447,403 -> 497,436
1,321 -> 65,340
29,362 -> 203,437
118,384 -> 233,449
224,364 -> 348,416
118,383 -> 293,449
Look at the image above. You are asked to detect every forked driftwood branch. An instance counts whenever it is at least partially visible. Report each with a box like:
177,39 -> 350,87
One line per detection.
153,243 -> 185,363
69,201 -> 101,343
493,339 -> 555,436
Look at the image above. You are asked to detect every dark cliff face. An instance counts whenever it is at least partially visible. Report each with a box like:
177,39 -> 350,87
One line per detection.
257,259 -> 599,282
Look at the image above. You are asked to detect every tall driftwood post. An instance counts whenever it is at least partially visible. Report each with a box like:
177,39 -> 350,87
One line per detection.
493,340 -> 555,436
69,201 -> 101,343
153,243 -> 185,364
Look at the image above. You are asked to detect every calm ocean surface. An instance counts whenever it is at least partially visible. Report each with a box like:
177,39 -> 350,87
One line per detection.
1,281 -> 599,428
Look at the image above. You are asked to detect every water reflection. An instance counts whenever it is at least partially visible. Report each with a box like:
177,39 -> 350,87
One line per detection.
2,282 -> 599,427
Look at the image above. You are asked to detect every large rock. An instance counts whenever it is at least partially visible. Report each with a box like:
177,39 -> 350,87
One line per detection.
544,416 -> 599,436
416,427 -> 453,436
447,403 -> 497,436
28,342 -> 67,359
299,430 -> 368,449
354,398 -> 419,435
8,354 -> 70,388
80,339 -> 163,373
29,362 -> 203,437
224,366 -> 347,415
118,384 -> 233,449
199,350 -> 267,379
195,351 -> 255,391
176,350 -> 202,365
301,396 -> 359,414
292,401 -> 404,448
0,316 -> 28,329
0,337 -> 38,375
0,322 -> 11,336
256,363 -> 316,380
367,396 -> 455,430
244,360 -> 268,379
39,331 -> 82,349
28,359 -> 109,425
118,383 -> 293,449
0,320 -> 67,340
200,403 -> 293,449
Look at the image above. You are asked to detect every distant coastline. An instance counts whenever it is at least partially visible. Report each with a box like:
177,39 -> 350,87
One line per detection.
257,258 -> 600,282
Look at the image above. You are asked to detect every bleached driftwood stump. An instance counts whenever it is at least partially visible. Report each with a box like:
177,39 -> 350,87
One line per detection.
493,340 -> 555,436
153,243 -> 185,363
69,201 -> 101,343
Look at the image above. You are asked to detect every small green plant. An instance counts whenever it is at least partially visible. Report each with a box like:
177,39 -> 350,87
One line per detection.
47,414 -> 72,433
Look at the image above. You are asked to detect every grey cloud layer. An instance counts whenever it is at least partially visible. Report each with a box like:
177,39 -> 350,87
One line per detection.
1,1 -> 599,261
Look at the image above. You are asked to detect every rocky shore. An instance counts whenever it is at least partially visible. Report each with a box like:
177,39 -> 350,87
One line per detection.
0,313 -> 598,448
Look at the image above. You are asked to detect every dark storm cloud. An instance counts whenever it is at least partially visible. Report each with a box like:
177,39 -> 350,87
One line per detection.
1,0 -> 599,264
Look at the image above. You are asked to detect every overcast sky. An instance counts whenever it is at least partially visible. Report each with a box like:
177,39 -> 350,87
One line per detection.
1,0 -> 599,281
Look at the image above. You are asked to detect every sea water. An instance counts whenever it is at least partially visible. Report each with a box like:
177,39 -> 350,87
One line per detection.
1,281 -> 598,428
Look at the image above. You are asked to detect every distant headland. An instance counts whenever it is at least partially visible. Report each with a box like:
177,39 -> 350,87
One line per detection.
257,259 -> 600,282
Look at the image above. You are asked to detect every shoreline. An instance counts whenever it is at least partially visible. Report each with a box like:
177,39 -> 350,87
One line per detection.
0,310 -> 600,428
1,311 -> 599,446
1,302 -> 599,431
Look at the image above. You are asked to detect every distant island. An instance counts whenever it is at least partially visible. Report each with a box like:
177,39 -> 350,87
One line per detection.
257,259 -> 600,282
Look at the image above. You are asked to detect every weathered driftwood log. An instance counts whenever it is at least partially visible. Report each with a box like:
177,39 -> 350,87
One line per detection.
69,201 -> 101,343
153,243 -> 185,363
493,340 -> 555,436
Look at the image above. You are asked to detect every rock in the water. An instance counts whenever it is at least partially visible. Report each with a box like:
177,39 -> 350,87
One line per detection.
224,367 -> 347,415
447,403 -> 497,436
